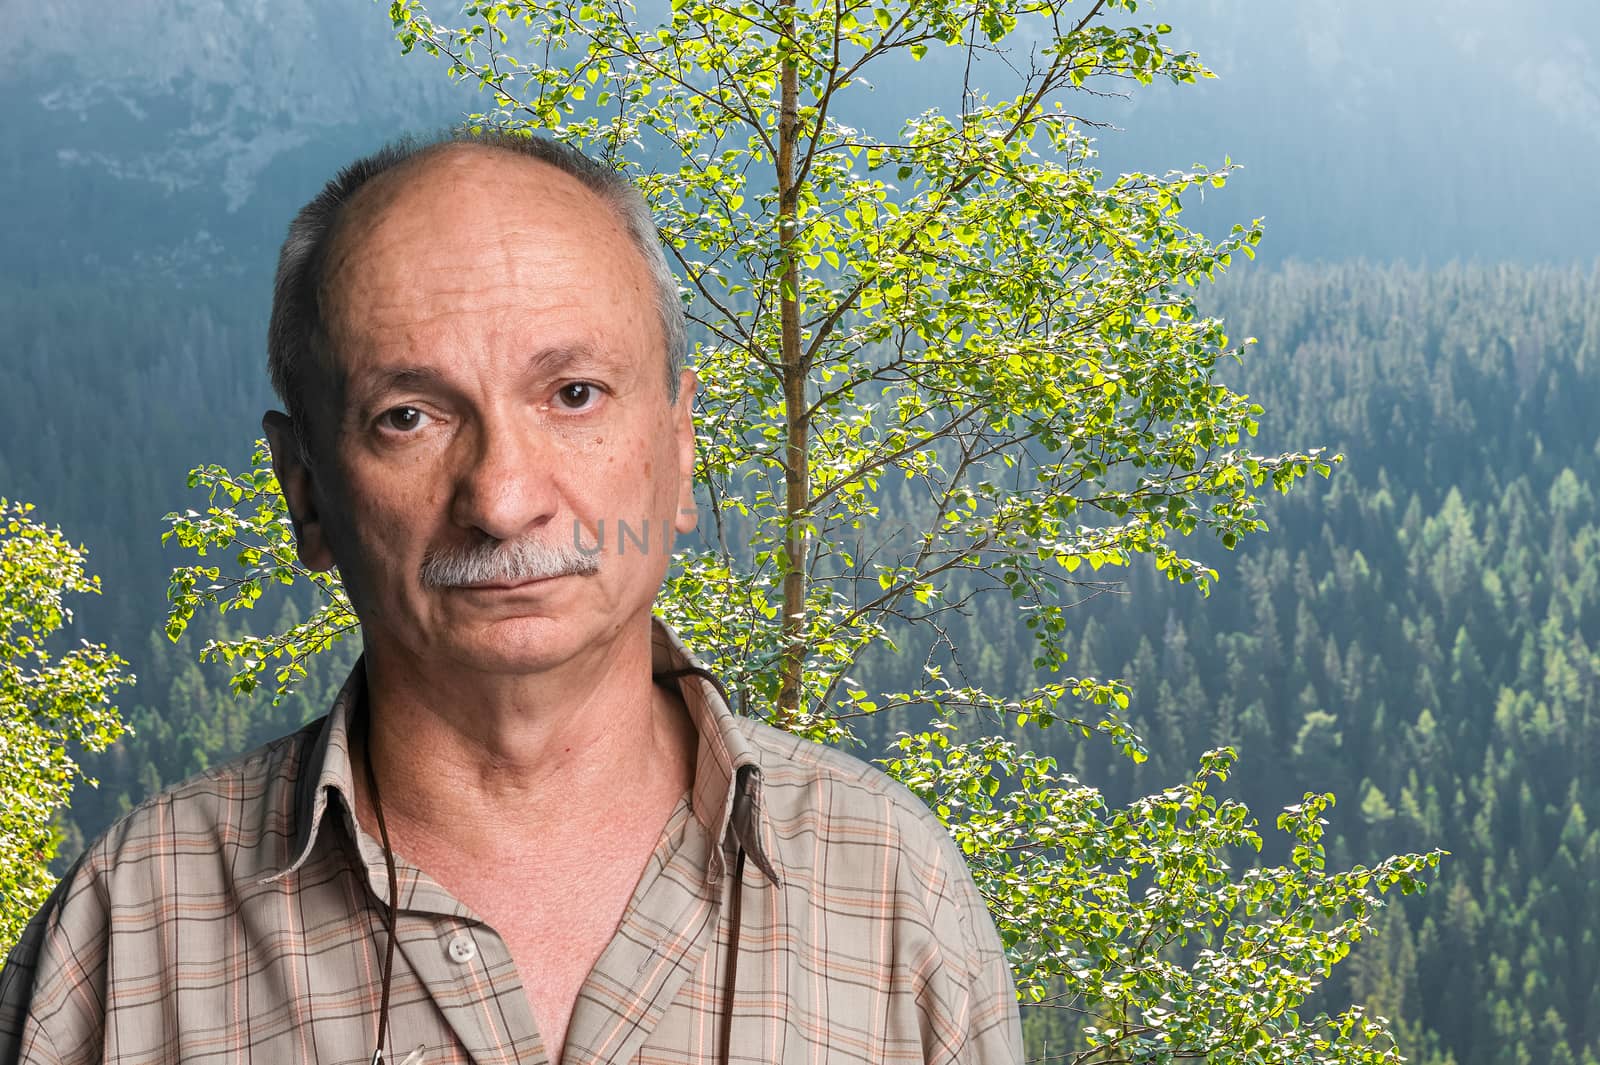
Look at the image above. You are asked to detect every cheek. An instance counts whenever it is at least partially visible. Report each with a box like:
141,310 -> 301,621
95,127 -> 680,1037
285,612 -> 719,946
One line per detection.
502,420 -> 680,521
332,470 -> 430,572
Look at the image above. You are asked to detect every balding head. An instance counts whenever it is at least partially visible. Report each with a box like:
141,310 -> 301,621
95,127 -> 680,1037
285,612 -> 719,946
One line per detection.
267,131 -> 688,459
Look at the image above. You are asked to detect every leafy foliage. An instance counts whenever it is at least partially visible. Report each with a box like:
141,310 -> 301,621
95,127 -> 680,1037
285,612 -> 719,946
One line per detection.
0,501 -> 130,950
163,441 -> 357,703
382,0 -> 1335,742
889,733 -> 1441,1064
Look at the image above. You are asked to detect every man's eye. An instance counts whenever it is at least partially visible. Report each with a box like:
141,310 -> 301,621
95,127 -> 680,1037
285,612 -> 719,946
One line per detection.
556,383 -> 600,410
379,406 -> 430,432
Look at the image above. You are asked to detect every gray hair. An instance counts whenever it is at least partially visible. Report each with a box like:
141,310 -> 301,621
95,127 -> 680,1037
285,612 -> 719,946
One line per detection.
267,129 -> 688,457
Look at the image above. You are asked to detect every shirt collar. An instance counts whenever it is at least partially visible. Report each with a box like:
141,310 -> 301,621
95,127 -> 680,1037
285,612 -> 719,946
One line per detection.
259,656 -> 369,887
263,615 -> 781,890
649,615 -> 782,888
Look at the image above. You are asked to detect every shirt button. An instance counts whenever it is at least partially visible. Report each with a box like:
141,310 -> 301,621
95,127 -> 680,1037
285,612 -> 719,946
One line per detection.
447,934 -> 477,964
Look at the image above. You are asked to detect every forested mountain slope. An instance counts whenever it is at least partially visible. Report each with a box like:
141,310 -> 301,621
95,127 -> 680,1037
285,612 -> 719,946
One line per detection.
1009,261 -> 1600,1065
22,259 -> 1597,1063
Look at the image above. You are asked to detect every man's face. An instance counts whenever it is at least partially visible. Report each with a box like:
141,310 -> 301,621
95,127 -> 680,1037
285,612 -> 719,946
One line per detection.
267,146 -> 697,677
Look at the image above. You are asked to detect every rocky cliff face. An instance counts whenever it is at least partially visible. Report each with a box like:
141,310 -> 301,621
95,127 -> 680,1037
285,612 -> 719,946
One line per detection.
1,0 -> 468,201
0,0 -> 474,282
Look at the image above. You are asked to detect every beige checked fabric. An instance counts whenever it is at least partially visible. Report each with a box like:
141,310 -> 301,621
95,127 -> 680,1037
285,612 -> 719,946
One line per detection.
0,617 -> 1023,1064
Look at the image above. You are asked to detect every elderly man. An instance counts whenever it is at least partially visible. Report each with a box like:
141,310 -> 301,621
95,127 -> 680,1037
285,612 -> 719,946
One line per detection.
0,131 -> 1023,1064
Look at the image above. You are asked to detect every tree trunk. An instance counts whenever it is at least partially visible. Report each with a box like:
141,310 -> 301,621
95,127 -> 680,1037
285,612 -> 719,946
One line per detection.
776,6 -> 806,727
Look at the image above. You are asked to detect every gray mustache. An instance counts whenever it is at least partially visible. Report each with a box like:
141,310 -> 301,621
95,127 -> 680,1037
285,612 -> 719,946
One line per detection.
420,537 -> 600,588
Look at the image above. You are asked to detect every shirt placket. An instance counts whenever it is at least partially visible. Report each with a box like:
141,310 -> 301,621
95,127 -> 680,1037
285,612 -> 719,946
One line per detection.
390,911 -> 545,1065
339,807 -> 546,1065
558,804 -> 721,1065
347,799 -> 722,1065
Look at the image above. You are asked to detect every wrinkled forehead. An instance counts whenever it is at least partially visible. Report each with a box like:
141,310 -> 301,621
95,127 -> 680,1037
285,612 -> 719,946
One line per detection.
319,146 -> 635,314
307,146 -> 662,381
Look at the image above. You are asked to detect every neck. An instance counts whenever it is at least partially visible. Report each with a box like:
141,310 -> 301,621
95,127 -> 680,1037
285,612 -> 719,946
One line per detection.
349,616 -> 697,855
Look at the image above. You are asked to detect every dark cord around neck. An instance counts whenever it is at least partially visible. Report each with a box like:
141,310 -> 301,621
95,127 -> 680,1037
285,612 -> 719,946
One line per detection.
719,846 -> 746,1065
362,710 -> 401,1065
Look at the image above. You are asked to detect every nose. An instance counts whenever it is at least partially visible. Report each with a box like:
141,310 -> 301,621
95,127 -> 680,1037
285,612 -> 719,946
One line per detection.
448,409 -> 560,542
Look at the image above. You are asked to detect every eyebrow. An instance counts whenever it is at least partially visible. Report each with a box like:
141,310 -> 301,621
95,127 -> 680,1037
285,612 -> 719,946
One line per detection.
522,343 -> 629,379
347,345 -> 631,409
347,365 -> 450,412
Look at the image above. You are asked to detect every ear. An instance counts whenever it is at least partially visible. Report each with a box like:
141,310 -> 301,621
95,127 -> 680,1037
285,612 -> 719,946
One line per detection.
262,410 -> 338,572
673,369 -> 699,535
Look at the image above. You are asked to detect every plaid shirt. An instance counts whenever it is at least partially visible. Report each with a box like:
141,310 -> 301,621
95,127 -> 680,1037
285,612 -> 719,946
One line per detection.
0,617 -> 1023,1064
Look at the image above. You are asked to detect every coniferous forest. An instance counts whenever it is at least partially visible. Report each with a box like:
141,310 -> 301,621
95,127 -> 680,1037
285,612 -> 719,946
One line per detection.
8,258 -> 1598,1063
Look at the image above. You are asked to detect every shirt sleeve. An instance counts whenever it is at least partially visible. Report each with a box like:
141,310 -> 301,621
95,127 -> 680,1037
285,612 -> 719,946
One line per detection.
947,844 -> 1024,1055
897,801 -> 1026,1065
0,902 -> 52,1065
0,856 -> 107,1065
943,837 -> 1026,1064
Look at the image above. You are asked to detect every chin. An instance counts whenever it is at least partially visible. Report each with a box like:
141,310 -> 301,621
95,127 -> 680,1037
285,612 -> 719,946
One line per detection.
435,613 -> 610,676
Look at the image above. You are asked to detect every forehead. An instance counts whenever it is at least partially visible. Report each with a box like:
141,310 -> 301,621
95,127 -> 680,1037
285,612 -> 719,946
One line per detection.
315,146 -> 660,366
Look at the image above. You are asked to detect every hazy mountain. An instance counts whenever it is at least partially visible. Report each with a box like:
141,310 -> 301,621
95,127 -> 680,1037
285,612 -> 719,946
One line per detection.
1,0 -> 1593,284
1088,0 -> 1600,265
0,0 -> 476,284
